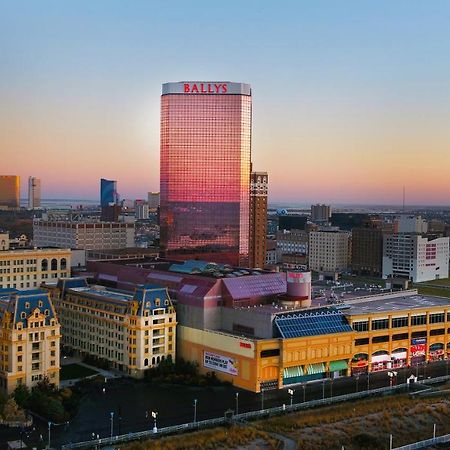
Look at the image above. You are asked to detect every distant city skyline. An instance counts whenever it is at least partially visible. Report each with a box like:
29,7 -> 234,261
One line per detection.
2,1 -> 450,205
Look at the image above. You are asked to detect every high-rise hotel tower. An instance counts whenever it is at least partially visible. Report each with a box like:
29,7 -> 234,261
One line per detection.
160,82 -> 251,266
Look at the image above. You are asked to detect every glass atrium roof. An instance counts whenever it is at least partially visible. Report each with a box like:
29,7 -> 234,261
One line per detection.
275,307 -> 353,338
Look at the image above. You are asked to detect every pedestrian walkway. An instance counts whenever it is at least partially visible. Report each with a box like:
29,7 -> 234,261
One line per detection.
59,356 -> 122,388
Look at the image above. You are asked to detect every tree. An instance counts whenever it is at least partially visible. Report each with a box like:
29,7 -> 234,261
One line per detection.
13,384 -> 30,409
2,398 -> 26,422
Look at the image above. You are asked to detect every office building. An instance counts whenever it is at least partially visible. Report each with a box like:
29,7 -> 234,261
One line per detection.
351,217 -> 383,277
84,259 -> 450,392
382,234 -> 449,283
135,200 -> 149,220
27,177 -> 41,209
330,213 -> 369,231
265,240 -> 278,266
0,232 -> 9,251
148,192 -> 160,210
33,220 -> 135,250
0,176 -> 20,209
100,179 -> 118,207
309,229 -> 350,273
100,179 -> 120,222
278,215 -> 307,231
249,172 -> 268,268
0,288 -> 60,394
45,279 -> 176,378
397,215 -> 428,233
310,204 -> 331,223
160,81 -> 251,266
277,229 -> 309,255
0,247 -> 71,289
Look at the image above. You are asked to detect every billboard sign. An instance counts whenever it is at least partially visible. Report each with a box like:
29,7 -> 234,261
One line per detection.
204,351 -> 238,376
410,338 -> 427,357
162,81 -> 251,96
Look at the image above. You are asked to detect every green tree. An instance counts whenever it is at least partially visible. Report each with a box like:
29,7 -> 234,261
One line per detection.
13,384 -> 30,409
2,398 -> 26,422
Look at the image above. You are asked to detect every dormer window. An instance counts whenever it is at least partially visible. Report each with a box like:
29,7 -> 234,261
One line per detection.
146,301 -> 150,308
164,300 -> 169,306
38,301 -> 43,307
44,309 -> 50,316
25,302 -> 30,309
155,299 -> 160,307
21,312 -> 26,319
34,312 -> 39,318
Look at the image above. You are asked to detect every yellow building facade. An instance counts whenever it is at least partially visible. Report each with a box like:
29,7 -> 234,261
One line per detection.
45,279 -> 177,378
0,288 -> 60,395
0,247 -> 71,290
179,291 -> 450,392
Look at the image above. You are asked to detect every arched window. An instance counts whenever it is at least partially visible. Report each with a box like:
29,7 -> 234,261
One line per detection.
60,258 -> 67,270
152,357 -> 156,365
41,259 -> 48,271
144,358 -> 149,366
156,356 -> 160,364
51,258 -> 58,271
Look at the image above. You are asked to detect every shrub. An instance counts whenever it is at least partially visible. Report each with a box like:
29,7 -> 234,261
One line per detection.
352,433 -> 383,449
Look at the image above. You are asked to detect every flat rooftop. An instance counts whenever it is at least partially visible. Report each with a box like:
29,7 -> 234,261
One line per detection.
68,286 -> 133,303
108,258 -> 272,279
346,293 -> 450,316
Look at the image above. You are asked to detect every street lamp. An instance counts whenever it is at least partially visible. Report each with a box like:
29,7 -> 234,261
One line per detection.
91,433 -> 100,450
235,392 -> 239,415
110,411 -> 114,439
193,399 -> 198,424
288,388 -> 294,406
151,411 -> 158,433
261,388 -> 265,410
388,371 -> 397,388
47,422 -> 52,449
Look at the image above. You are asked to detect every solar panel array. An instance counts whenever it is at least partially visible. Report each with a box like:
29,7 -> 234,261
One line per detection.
275,307 -> 353,338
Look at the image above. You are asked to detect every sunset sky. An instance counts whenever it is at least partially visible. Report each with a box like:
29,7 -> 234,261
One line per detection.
1,1 -> 450,205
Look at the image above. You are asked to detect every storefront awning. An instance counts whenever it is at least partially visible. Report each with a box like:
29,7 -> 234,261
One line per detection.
283,365 -> 304,378
330,360 -> 348,371
306,363 -> 326,375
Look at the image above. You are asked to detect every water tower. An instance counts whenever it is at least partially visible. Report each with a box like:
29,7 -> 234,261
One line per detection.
280,271 -> 312,308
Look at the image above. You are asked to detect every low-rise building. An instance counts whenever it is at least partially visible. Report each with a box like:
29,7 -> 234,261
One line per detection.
351,217 -> 383,277
45,279 -> 176,378
311,204 -> 331,223
0,288 -> 60,395
309,228 -> 350,273
84,259 -> 450,392
382,234 -> 449,283
0,248 -> 71,290
33,220 -> 135,250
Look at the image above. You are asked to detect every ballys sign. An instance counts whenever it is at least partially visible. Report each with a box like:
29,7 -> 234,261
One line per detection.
184,83 -> 228,94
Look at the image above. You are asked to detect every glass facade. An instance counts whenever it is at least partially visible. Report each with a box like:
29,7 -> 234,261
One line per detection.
160,83 -> 251,266
100,178 -> 117,207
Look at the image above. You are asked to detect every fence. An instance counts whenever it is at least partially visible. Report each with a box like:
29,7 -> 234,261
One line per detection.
393,433 -> 450,450
61,374 -> 450,450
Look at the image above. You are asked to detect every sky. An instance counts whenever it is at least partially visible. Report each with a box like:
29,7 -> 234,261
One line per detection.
1,0 -> 450,205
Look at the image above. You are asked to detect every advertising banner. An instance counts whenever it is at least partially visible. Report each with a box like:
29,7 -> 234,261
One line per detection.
410,338 -> 427,357
204,351 -> 238,376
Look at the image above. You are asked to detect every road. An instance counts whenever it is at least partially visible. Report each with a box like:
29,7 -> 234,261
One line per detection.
1,359 -> 449,449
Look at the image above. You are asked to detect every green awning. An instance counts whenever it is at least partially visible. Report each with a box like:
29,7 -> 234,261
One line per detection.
306,363 -> 326,375
283,365 -> 304,378
330,360 -> 348,371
